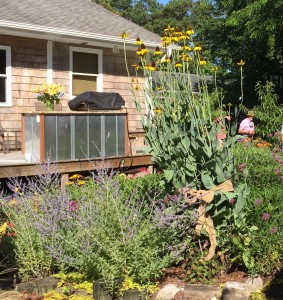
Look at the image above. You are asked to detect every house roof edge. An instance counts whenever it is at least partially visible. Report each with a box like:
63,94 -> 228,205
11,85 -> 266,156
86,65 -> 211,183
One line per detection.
0,20 -> 160,49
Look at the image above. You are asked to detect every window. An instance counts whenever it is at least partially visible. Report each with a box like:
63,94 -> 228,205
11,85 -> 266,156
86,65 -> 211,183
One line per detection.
270,74 -> 283,89
70,47 -> 103,96
0,46 -> 12,106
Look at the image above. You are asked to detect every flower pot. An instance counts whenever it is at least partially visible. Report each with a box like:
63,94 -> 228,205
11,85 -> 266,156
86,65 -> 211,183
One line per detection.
35,102 -> 62,111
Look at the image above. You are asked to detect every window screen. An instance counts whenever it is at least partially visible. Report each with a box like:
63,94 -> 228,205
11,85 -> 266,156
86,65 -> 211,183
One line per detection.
72,51 -> 100,95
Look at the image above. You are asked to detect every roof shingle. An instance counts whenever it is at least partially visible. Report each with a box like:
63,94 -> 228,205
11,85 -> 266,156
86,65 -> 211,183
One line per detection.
0,0 -> 161,45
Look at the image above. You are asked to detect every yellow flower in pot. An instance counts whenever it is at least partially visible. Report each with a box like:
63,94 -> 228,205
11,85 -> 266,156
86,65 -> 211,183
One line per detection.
32,82 -> 64,110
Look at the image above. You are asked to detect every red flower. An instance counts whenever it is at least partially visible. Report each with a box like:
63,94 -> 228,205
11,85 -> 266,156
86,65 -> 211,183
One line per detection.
7,232 -> 16,237
139,167 -> 148,173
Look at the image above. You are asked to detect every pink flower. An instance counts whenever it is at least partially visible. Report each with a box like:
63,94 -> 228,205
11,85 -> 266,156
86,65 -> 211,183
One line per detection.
274,168 -> 281,174
255,199 -> 263,205
203,240 -> 209,249
239,163 -> 247,172
274,131 -> 280,137
139,167 -> 148,173
128,174 -> 137,179
229,198 -> 236,204
68,201 -> 78,212
262,213 -> 270,221
271,227 -> 278,234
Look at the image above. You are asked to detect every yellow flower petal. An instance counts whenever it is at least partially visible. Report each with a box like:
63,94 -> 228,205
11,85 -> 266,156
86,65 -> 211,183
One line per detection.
237,59 -> 245,66
120,31 -> 129,39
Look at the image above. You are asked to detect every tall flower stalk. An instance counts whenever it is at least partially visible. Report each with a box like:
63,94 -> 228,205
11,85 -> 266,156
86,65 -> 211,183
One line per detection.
237,59 -> 245,102
123,26 -> 239,190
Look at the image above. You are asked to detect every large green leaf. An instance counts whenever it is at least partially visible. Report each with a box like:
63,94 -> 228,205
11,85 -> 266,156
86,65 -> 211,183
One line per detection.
163,169 -> 174,182
201,171 -> 214,189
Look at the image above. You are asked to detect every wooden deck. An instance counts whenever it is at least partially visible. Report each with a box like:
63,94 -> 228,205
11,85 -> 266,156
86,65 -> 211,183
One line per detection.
0,151 -> 152,179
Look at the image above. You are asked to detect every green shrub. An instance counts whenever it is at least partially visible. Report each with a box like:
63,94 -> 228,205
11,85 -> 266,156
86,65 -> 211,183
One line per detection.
240,81 -> 283,145
0,167 -> 196,297
223,143 -> 283,275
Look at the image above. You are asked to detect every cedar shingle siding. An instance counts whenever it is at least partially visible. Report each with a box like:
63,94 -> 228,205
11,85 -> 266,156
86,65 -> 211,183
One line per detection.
0,0 -> 161,152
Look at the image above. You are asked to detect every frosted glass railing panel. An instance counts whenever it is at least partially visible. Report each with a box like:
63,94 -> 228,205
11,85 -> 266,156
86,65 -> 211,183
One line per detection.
57,116 -> 71,160
89,116 -> 102,158
24,116 -> 33,156
105,115 -> 117,157
44,116 -> 57,161
117,116 -> 125,156
74,115 -> 88,159
25,113 -> 126,162
32,117 -> 40,162
24,115 -> 40,162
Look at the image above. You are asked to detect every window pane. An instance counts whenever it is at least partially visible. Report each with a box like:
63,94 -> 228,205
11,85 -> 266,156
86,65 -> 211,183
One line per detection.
0,78 -> 6,102
73,52 -> 98,74
0,50 -> 6,74
72,75 -> 97,95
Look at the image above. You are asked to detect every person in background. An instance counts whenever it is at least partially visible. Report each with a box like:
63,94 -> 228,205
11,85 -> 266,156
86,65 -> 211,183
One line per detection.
238,111 -> 255,139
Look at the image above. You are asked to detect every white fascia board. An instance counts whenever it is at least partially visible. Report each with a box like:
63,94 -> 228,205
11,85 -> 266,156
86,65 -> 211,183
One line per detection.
0,20 -> 161,50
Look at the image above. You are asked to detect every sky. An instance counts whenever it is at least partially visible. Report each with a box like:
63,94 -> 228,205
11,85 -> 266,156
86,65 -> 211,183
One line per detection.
158,0 -> 170,5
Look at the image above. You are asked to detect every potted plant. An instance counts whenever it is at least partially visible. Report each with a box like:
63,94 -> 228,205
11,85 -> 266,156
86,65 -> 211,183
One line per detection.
32,83 -> 64,110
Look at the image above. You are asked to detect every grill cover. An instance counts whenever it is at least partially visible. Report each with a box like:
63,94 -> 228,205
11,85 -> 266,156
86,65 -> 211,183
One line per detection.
68,91 -> 125,111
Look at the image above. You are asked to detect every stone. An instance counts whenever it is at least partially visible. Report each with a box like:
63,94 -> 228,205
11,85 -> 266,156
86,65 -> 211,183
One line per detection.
123,289 -> 140,300
221,281 -> 249,300
244,276 -> 263,293
154,284 -> 183,300
93,282 -> 140,300
184,284 -> 222,300
15,277 -> 59,297
173,289 -> 185,300
93,281 -> 112,300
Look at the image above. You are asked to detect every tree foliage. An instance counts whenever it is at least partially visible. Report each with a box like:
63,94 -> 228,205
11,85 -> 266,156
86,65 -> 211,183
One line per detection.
194,0 -> 283,106
93,0 -> 283,107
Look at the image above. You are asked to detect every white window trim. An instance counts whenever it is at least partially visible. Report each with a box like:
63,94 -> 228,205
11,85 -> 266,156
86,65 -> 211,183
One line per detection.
0,45 -> 12,107
69,46 -> 103,98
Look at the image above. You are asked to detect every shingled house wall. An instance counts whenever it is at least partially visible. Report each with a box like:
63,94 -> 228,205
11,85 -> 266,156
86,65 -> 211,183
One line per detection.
0,35 -> 146,153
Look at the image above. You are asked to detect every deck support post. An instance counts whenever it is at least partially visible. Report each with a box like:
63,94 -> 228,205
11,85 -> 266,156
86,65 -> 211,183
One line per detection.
61,173 -> 69,192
